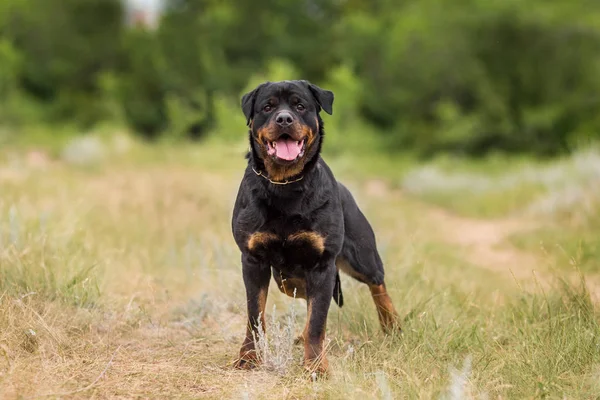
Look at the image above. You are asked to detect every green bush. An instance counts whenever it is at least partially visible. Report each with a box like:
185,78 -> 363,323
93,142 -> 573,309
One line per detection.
118,28 -> 169,138
5,0 -> 123,126
0,0 -> 599,156
342,0 -> 600,156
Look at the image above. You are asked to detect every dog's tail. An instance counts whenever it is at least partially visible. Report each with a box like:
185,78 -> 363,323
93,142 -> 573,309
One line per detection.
333,272 -> 344,307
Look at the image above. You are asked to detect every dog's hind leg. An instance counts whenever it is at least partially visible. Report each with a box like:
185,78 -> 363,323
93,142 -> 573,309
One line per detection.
336,256 -> 400,334
337,183 -> 401,334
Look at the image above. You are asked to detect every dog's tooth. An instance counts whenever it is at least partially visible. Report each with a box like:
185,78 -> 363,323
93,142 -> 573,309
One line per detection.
272,141 -> 277,148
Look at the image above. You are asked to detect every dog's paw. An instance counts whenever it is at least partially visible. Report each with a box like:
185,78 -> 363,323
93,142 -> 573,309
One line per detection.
379,309 -> 403,336
382,321 -> 402,336
385,315 -> 404,336
233,351 -> 260,370
303,357 -> 329,380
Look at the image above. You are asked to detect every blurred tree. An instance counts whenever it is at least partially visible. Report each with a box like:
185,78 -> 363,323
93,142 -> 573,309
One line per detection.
340,0 -> 600,156
119,27 -> 169,137
119,0 -> 342,138
5,0 -> 124,126
1,0 -> 599,155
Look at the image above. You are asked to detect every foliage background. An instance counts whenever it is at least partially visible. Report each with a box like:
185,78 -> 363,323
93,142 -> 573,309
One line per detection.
1,0 -> 599,157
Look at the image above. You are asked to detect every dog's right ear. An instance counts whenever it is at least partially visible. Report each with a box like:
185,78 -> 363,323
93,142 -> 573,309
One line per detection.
241,83 -> 266,127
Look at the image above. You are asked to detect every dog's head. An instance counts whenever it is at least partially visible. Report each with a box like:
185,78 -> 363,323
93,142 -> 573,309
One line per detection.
241,80 -> 334,181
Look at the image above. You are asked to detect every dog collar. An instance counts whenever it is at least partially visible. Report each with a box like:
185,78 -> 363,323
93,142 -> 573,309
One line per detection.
252,167 -> 304,185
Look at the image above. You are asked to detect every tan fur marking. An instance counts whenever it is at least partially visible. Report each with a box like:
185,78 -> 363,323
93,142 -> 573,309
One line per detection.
279,276 -> 307,299
302,301 -> 312,342
234,285 -> 269,370
303,124 -> 316,147
253,120 -> 316,182
337,257 -> 370,282
287,231 -> 325,254
258,289 -> 268,319
294,300 -> 311,345
247,232 -> 278,250
369,284 -> 401,333
256,124 -> 278,144
303,299 -> 329,375
264,163 -> 304,183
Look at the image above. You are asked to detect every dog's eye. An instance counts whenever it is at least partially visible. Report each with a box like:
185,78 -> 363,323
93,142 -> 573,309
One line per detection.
263,105 -> 273,113
296,103 -> 305,111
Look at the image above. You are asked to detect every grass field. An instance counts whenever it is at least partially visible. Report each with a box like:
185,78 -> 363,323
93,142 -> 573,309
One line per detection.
1,134 -> 599,399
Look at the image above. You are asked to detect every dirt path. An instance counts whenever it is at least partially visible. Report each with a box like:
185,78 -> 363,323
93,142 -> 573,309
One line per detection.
422,200 -> 600,300
425,206 -> 541,280
364,179 -> 600,299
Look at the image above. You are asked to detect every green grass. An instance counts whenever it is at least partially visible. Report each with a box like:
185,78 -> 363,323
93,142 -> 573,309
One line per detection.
510,213 -> 600,274
0,171 -> 104,307
1,133 -> 599,398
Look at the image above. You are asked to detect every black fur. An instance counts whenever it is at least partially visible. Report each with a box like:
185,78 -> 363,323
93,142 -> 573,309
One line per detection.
231,80 -> 399,372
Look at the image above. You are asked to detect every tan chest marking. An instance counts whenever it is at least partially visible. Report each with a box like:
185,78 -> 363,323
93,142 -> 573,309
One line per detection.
287,231 -> 325,255
247,232 -> 279,251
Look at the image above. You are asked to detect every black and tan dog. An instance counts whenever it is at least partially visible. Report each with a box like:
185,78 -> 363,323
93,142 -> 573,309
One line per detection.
231,80 -> 400,375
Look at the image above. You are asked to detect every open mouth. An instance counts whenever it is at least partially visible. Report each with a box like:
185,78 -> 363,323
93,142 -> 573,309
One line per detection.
266,137 -> 306,161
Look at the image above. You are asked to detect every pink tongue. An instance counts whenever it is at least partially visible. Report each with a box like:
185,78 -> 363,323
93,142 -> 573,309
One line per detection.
275,138 -> 302,160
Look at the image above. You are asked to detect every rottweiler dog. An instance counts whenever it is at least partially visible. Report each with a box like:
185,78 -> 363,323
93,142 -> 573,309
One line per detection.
231,80 -> 400,375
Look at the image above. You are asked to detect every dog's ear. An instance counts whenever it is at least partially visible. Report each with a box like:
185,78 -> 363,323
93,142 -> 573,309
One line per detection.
303,81 -> 334,115
241,83 -> 266,127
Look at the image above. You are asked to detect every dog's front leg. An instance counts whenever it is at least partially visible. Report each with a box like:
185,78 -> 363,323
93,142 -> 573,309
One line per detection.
234,254 -> 271,370
303,257 -> 336,376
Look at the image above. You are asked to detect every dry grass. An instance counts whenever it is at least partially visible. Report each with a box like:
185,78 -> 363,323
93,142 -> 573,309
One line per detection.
1,138 -> 599,399
400,147 -> 600,219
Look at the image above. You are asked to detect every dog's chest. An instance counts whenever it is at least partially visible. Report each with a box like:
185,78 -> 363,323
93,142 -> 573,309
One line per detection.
247,229 -> 325,268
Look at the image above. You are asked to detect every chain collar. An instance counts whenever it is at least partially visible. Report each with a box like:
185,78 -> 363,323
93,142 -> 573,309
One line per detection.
252,167 -> 304,185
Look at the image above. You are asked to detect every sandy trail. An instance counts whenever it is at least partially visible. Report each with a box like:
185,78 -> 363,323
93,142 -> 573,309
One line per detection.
364,179 -> 600,299
426,207 -> 541,280
423,201 -> 600,300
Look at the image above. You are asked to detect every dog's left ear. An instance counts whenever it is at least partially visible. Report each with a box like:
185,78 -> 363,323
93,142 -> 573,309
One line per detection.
241,83 -> 266,126
303,81 -> 334,115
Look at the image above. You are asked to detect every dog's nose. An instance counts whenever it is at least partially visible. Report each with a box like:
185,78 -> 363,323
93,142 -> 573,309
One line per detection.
275,111 -> 294,127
